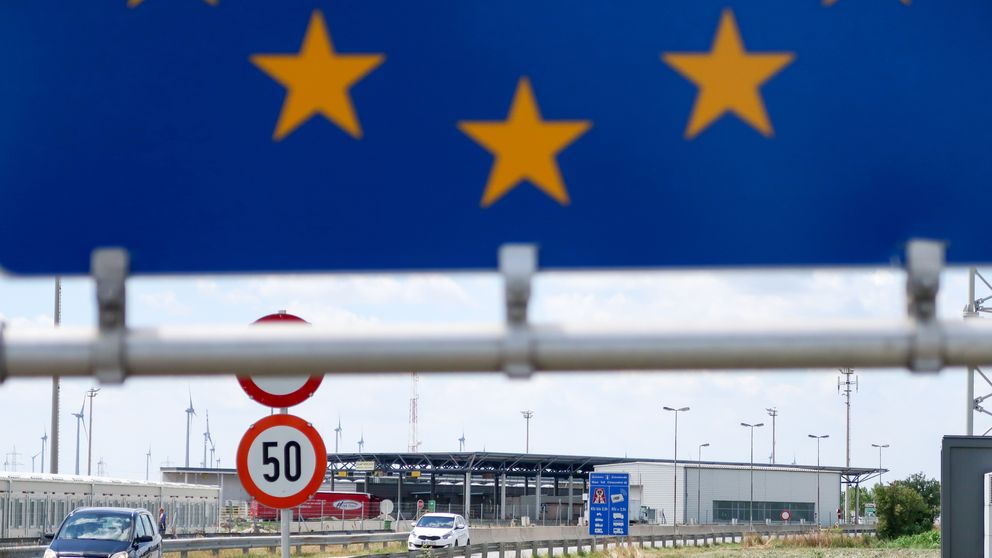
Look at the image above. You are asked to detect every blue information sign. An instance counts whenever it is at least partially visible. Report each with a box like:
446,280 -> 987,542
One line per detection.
589,473 -> 629,537
2,2 -> 992,274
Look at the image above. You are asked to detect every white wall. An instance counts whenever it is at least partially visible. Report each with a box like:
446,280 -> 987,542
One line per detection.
595,462 -> 841,527
595,462 -> 683,524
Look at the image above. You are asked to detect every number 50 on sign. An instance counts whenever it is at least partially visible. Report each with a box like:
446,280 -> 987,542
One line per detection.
237,414 -> 327,509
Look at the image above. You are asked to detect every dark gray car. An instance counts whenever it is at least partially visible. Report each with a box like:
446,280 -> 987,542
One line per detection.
45,508 -> 161,558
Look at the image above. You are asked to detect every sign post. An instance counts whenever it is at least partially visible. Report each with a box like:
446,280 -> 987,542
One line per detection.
589,473 -> 629,537
237,314 -> 325,558
237,414 -> 327,558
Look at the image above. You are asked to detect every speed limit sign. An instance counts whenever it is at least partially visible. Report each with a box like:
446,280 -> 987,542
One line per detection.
237,414 -> 327,509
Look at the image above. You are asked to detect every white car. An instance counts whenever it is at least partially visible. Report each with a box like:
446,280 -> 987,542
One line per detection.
407,513 -> 470,550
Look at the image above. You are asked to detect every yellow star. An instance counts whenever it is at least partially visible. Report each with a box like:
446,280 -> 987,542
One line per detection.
663,9 -> 794,139
127,0 -> 218,7
458,78 -> 591,207
250,10 -> 384,140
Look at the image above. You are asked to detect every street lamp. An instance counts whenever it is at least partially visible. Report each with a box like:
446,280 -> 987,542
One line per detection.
521,411 -> 534,453
872,443 -> 889,486
663,406 -> 690,525
741,422 -> 764,527
697,442 -> 710,524
809,434 -> 829,526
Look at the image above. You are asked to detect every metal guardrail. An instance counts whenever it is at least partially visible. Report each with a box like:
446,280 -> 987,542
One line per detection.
382,529 -> 878,558
0,533 -> 408,558
0,526 -> 878,558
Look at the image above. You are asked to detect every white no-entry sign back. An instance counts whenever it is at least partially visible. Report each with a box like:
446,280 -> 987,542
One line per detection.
238,312 -> 323,408
237,414 -> 327,509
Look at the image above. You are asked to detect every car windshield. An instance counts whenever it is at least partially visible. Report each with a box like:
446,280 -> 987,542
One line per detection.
416,516 -> 454,528
59,513 -> 133,541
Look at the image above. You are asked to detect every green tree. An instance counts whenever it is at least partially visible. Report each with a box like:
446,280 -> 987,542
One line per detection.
898,473 -> 940,518
874,483 -> 932,538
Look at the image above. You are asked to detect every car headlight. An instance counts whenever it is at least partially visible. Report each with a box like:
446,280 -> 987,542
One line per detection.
110,552 -> 129,558
408,533 -> 417,540
442,531 -> 452,539
43,549 -> 57,558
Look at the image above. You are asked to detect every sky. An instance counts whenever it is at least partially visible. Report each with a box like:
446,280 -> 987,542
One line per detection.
0,266 -> 981,484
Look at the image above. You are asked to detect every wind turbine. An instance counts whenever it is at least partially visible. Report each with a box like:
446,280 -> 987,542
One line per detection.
333,418 -> 342,454
146,447 -> 152,480
358,431 -> 365,453
185,391 -> 196,468
31,452 -> 41,473
71,399 -> 85,475
458,430 -> 466,452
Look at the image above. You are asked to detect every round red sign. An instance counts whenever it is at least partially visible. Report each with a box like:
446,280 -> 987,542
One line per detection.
237,312 -> 323,408
237,414 -> 327,509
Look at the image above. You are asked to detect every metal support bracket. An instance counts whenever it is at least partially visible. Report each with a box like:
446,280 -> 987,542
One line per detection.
92,248 -> 129,384
905,239 -> 944,372
500,244 -> 537,379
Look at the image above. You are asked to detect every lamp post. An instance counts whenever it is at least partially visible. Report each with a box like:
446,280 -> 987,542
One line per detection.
871,443 -> 889,486
663,406 -> 690,525
521,411 -> 534,453
808,434 -> 829,526
697,442 -> 709,524
740,422 -> 764,527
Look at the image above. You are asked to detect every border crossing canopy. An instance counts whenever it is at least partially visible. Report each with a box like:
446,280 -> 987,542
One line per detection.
1,1 -> 991,274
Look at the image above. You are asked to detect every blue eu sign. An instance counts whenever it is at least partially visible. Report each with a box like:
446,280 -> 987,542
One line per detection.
589,473 -> 629,537
2,2 -> 991,274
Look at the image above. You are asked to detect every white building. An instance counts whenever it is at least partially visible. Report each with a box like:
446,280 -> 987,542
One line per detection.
595,460 -> 874,527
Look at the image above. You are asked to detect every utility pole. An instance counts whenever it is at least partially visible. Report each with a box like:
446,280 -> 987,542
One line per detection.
766,408 -> 778,464
808,434 -> 829,526
86,387 -> 100,475
838,368 -> 858,523
521,411 -> 534,453
663,406 -> 690,525
51,277 -> 61,474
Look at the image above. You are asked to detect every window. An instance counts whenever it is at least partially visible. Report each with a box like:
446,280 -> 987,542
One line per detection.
712,500 -> 814,523
58,512 -> 133,541
141,515 -> 155,536
135,516 -> 148,538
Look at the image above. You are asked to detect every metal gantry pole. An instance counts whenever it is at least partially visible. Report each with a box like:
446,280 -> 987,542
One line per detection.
966,267 -> 978,435
50,277 -> 61,474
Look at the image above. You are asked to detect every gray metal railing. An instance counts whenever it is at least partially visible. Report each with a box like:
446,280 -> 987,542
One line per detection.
0,526 -> 877,558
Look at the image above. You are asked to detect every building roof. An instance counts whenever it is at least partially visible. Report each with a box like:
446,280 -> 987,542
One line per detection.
0,471 -> 217,490
327,452 -> 882,482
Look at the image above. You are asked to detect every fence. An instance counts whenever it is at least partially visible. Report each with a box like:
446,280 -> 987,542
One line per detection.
0,525 -> 877,558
